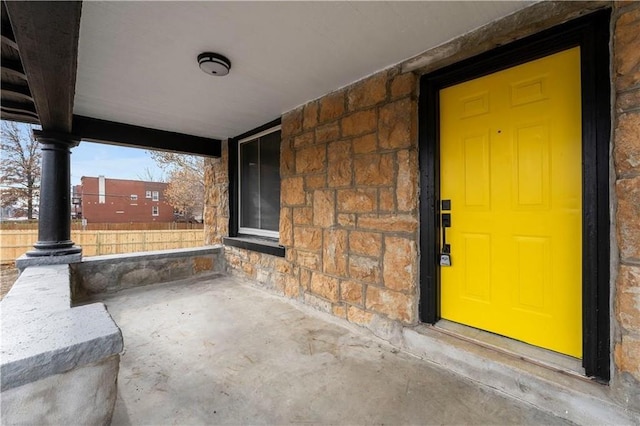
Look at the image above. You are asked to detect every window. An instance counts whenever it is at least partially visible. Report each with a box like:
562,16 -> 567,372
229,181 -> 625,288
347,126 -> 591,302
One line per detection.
130,194 -> 138,201
146,191 -> 152,198
238,125 -> 281,238
152,206 -> 159,216
152,191 -> 159,201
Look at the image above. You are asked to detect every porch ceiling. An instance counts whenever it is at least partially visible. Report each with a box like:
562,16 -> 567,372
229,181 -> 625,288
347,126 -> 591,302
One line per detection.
74,1 -> 531,140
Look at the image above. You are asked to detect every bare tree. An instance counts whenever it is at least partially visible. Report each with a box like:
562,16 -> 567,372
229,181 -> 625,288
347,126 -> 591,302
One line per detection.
148,151 -> 205,221
137,166 -> 164,183
0,121 -> 41,219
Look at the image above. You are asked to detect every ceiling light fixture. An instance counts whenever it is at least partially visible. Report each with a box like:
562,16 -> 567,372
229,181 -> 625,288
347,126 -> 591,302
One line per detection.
197,52 -> 231,76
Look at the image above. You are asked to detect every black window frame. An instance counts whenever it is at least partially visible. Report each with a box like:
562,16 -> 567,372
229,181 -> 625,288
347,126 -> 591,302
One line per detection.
226,118 -> 285,257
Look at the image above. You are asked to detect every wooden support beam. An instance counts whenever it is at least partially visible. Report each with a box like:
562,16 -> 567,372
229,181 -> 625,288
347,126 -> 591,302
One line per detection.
0,108 -> 39,124
1,59 -> 26,80
72,115 -> 222,158
1,82 -> 33,101
4,1 -> 81,132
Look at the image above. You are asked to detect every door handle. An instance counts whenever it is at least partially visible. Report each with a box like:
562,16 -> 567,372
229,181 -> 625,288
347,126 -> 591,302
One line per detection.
440,200 -> 452,266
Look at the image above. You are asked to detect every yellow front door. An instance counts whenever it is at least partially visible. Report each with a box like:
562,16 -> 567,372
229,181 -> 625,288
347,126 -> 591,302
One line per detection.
439,47 -> 582,358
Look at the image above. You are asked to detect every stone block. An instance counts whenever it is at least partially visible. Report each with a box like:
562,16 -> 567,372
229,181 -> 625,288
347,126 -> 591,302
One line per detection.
397,149 -> 418,211
282,107 -> 303,138
300,268 -> 312,290
357,214 -> 418,233
614,334 -> 640,381
313,190 -> 335,227
614,7 -> 640,92
337,213 -> 356,228
347,305 -> 373,325
305,174 -> 327,190
349,231 -> 382,257
348,255 -> 380,284
340,280 -> 363,305
281,177 -> 305,206
241,261 -> 256,278
332,304 -> 347,319
193,256 -> 213,273
616,265 -> 640,331
293,207 -> 314,225
614,112 -> 640,176
616,87 -> 640,113
383,236 -> 417,292
275,258 -> 291,274
294,227 -> 322,251
352,133 -> 378,154
284,275 -> 300,298
379,187 -> 395,212
323,229 -> 348,277
316,121 -> 341,144
319,90 -> 346,123
347,72 -> 388,111
279,207 -> 293,246
294,132 -> 315,149
616,176 -> 640,261
303,101 -> 319,130
365,286 -> 413,323
354,153 -> 395,186
328,141 -> 353,187
379,98 -> 415,149
297,250 -> 321,270
310,272 -> 339,302
342,109 -> 377,137
296,145 -> 326,174
391,72 -> 416,98
281,141 -> 296,177
337,188 -> 377,213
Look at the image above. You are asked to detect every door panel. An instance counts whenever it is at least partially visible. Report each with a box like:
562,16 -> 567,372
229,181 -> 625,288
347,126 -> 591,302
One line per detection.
439,47 -> 582,358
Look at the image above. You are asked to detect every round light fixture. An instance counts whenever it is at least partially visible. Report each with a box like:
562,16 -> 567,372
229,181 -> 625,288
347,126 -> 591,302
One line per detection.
197,52 -> 231,76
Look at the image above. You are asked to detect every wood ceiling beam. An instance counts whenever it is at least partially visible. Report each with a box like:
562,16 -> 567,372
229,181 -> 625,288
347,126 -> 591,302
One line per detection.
1,82 -> 33,101
0,108 -> 39,124
4,1 -> 81,133
1,59 -> 26,80
1,24 -> 18,50
72,115 -> 222,158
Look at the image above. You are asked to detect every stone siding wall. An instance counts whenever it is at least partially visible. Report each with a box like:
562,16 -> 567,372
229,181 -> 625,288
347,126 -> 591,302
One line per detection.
203,148 -> 229,245
277,68 -> 420,325
612,1 -> 640,404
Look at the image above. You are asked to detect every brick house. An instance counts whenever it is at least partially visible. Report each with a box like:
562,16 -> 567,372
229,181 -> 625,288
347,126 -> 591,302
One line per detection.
75,176 -> 174,223
1,1 -> 638,419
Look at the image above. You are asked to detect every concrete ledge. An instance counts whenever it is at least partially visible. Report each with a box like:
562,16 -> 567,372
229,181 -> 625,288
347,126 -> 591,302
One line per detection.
0,265 -> 123,392
71,245 -> 224,296
400,325 -> 639,424
15,252 -> 82,273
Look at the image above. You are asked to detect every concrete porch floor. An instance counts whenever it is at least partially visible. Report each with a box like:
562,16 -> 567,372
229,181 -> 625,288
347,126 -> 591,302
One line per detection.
102,275 -> 570,425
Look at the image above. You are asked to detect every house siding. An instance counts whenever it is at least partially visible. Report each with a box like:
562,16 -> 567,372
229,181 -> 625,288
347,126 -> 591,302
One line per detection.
78,177 -> 174,223
204,1 -> 639,411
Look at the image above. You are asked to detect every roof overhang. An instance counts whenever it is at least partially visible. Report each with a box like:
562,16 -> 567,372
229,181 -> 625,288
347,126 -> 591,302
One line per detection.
1,1 -> 534,156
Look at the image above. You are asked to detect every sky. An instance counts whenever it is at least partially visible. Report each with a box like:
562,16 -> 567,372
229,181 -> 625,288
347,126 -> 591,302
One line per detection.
71,141 -> 166,186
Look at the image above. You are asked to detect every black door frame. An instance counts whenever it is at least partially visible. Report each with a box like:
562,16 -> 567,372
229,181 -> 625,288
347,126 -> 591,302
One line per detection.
418,9 -> 611,381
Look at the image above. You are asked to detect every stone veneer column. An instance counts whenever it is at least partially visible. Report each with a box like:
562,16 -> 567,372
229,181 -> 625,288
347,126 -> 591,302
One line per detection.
612,1 -> 640,406
27,131 -> 81,257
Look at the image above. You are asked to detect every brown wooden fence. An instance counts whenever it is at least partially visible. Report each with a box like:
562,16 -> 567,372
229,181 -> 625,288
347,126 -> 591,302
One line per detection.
0,221 -> 204,231
0,229 -> 205,264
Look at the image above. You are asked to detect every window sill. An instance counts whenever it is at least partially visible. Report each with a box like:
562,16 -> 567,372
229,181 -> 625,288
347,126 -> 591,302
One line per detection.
223,236 -> 285,257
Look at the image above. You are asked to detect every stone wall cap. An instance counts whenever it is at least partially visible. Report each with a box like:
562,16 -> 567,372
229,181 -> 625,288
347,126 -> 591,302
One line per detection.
0,265 -> 123,391
80,245 -> 222,264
